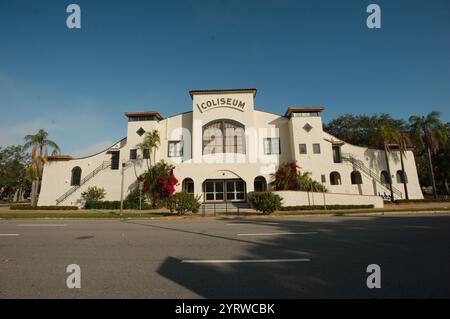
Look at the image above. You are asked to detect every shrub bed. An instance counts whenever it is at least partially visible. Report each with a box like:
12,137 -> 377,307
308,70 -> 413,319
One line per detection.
249,192 -> 282,214
165,192 -> 201,215
393,198 -> 450,204
10,204 -> 78,210
281,204 -> 374,211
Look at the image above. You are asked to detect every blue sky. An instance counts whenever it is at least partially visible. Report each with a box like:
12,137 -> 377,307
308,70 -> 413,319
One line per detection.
0,0 -> 449,156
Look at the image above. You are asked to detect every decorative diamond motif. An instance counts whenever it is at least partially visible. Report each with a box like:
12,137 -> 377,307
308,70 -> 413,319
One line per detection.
136,127 -> 146,136
303,123 -> 313,132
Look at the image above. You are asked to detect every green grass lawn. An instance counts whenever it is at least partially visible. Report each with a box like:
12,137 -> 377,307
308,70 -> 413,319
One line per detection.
273,206 -> 450,216
0,211 -> 174,219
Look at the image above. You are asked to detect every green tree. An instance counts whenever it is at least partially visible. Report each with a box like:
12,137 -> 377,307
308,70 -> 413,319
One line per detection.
140,160 -> 178,207
23,129 -> 60,206
137,129 -> 160,169
433,124 -> 450,195
409,112 -> 448,198
271,162 -> 327,192
0,145 -> 31,201
324,113 -> 406,148
81,186 -> 106,201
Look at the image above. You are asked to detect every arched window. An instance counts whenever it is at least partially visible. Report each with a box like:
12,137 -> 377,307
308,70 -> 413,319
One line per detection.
71,167 -> 82,186
380,170 -> 391,185
330,171 -> 341,185
182,178 -> 194,193
254,176 -> 267,192
351,171 -> 363,185
203,119 -> 245,154
396,170 -> 407,184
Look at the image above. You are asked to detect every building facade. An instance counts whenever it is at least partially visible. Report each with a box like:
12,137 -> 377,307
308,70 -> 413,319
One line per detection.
38,88 -> 423,207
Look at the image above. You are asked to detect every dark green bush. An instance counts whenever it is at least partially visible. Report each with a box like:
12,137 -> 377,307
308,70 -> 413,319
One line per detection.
165,192 -> 201,215
10,204 -> 78,210
249,192 -> 282,214
281,204 -> 374,211
84,200 -> 150,210
393,198 -> 450,204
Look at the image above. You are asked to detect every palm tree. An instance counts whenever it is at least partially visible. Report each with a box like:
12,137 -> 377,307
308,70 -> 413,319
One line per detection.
23,129 -> 60,206
137,130 -> 160,169
378,124 -> 401,201
409,111 -> 448,199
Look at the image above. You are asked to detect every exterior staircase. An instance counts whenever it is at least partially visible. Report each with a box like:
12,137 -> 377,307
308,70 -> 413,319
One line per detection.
341,153 -> 403,199
56,161 -> 111,205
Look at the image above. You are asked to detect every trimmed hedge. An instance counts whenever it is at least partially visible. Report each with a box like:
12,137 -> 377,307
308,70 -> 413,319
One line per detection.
84,200 -> 150,210
393,198 -> 450,204
10,204 -> 78,210
281,204 -> 374,211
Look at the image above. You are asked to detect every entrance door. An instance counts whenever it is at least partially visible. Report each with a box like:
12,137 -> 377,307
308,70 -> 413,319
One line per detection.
204,180 -> 224,201
226,180 -> 246,202
204,179 -> 246,202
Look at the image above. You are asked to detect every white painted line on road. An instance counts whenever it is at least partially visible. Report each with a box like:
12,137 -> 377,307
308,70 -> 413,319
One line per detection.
16,224 -> 67,227
237,232 -> 318,236
227,222 -> 280,226
0,234 -> 20,236
181,258 -> 310,264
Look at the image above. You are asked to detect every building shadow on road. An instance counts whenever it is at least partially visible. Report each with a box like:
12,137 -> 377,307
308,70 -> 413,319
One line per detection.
124,215 -> 450,298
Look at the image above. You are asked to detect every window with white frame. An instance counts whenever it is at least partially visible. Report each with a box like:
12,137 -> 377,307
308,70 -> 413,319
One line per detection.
264,138 -> 280,155
168,141 -> 183,157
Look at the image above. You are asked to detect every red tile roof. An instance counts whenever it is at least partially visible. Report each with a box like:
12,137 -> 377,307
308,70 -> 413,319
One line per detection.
124,111 -> 164,120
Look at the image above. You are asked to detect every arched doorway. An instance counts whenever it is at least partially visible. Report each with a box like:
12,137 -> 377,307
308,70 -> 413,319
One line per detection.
71,167 -> 82,186
182,178 -> 194,193
254,176 -> 267,192
330,171 -> 341,185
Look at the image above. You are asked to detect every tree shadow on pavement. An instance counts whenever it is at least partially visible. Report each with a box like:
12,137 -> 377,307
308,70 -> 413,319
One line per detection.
125,215 -> 450,298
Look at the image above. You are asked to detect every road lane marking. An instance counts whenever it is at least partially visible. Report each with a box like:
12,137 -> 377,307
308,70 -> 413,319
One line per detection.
16,224 -> 67,227
181,258 -> 310,264
227,222 -> 280,226
237,232 -> 318,236
0,234 -> 20,236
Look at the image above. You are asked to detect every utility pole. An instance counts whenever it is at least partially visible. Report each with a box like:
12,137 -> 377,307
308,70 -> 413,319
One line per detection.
120,160 -> 126,215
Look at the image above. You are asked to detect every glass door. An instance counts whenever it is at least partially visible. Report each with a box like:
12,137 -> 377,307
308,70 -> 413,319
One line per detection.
204,179 -> 246,202
225,180 -> 246,202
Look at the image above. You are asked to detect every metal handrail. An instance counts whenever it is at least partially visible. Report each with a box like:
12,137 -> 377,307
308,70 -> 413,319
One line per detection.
56,161 -> 111,204
341,153 -> 402,198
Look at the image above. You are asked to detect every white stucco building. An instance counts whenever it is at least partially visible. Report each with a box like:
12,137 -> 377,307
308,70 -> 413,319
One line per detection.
38,88 -> 423,208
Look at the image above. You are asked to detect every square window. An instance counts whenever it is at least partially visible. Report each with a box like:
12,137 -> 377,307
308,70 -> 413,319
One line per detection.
205,182 -> 214,192
264,138 -> 281,155
299,144 -> 307,154
143,149 -> 150,159
313,143 -> 321,154
168,141 -> 183,157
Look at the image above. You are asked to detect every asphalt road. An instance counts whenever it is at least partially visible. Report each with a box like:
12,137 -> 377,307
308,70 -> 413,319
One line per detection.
1,214 -> 450,298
